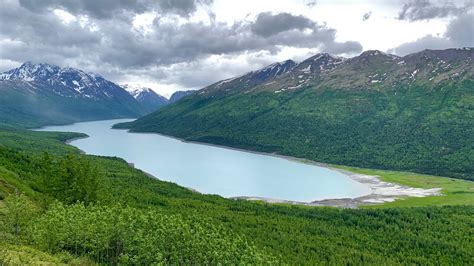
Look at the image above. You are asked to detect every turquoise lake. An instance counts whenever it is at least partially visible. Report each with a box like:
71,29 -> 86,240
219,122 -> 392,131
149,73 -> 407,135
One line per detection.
38,119 -> 372,202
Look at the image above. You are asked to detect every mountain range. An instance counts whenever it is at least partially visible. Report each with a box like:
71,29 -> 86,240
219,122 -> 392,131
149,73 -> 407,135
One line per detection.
116,48 -> 474,180
0,62 -> 147,127
1,49 -> 472,178
0,62 -> 195,127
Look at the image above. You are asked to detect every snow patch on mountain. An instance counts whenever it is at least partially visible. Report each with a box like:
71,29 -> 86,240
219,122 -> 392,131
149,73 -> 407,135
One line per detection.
0,62 -> 135,101
121,84 -> 156,99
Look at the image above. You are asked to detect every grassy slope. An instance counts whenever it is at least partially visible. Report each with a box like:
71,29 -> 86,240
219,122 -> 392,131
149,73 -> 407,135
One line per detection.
0,128 -> 473,264
336,166 -> 474,207
120,80 -> 474,181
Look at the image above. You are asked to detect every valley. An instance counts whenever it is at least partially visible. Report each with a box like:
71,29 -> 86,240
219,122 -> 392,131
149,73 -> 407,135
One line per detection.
38,119 -> 455,207
1,1 -> 473,264
1,123 -> 473,264
118,48 -> 474,181
0,48 -> 473,264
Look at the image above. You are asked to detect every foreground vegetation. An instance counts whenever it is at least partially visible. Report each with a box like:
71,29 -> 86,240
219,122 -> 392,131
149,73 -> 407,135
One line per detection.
0,126 -> 473,264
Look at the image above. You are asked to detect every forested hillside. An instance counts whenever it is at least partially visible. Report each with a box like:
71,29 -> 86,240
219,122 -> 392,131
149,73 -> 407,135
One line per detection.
0,127 -> 473,264
118,48 -> 474,180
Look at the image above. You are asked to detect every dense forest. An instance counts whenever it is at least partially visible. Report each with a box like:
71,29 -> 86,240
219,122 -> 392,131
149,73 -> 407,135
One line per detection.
118,79 -> 474,181
0,126 -> 473,264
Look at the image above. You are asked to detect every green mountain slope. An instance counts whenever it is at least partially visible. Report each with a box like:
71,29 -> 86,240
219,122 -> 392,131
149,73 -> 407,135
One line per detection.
118,48 -> 474,180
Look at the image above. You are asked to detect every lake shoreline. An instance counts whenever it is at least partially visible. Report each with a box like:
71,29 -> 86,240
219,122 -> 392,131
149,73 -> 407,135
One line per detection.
232,170 -> 442,208
120,127 -> 442,208
64,135 -> 89,144
41,120 -> 442,208
61,136 -> 88,154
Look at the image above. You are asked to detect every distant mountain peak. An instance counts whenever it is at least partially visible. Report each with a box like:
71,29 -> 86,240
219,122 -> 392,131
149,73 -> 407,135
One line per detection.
20,61 -> 56,68
207,59 -> 297,93
20,61 -> 35,68
0,61 -> 61,81
295,53 -> 345,73
358,50 -> 399,59
121,84 -> 155,97
2,62 -> 82,83
0,62 -> 137,101
121,84 -> 168,113
253,59 -> 296,77
309,53 -> 336,60
360,50 -> 384,56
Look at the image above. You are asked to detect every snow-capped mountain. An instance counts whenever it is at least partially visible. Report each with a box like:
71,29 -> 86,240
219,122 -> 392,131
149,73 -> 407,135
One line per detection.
0,62 -> 61,81
0,62 -> 138,101
203,59 -> 297,94
122,84 -> 169,113
197,48 -> 473,97
0,62 -> 147,126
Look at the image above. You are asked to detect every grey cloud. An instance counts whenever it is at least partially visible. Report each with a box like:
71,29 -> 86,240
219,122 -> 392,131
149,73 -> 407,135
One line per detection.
388,13 -> 474,55
322,41 -> 363,55
99,12 -> 362,66
18,0 -> 212,18
397,0 -> 472,21
1,1 -> 362,89
251,12 -> 315,37
115,51 -> 280,90
157,0 -> 212,16
0,2 -> 104,71
445,12 -> 474,45
387,35 -> 451,56
0,2 -> 101,53
362,11 -> 372,21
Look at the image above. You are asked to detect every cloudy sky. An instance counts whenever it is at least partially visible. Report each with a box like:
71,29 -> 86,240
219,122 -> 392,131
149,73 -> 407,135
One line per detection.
0,0 -> 472,97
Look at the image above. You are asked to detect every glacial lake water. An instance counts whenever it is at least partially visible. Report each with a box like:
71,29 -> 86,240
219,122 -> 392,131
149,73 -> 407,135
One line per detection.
38,119 -> 372,202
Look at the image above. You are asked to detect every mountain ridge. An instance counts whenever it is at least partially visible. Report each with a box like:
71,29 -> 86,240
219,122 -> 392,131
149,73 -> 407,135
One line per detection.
169,90 -> 195,103
0,62 -> 147,127
117,48 -> 474,180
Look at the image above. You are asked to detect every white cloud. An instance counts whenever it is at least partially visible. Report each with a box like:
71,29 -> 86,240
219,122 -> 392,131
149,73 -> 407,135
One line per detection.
53,9 -> 76,24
